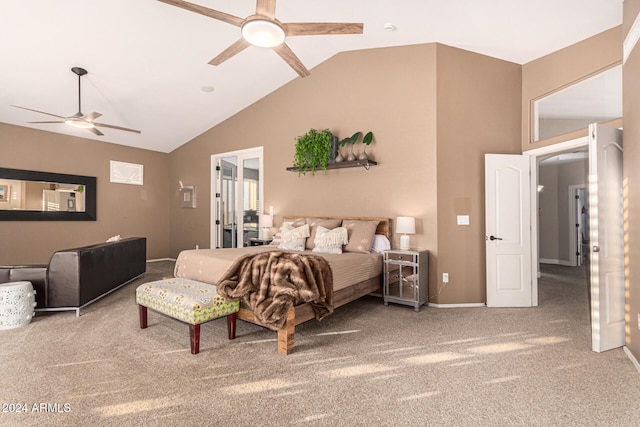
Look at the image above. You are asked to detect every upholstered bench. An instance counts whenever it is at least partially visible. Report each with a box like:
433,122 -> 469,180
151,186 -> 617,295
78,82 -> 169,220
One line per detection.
136,278 -> 239,354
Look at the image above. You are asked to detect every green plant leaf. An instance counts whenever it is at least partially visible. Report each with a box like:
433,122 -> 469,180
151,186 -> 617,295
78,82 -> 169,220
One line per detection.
349,131 -> 361,145
363,131 -> 373,145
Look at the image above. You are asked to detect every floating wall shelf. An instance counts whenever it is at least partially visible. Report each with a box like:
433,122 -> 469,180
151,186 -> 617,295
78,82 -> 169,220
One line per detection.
286,160 -> 377,172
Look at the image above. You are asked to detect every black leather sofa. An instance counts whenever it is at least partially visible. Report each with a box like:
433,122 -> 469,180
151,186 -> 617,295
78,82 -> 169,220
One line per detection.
0,237 -> 146,316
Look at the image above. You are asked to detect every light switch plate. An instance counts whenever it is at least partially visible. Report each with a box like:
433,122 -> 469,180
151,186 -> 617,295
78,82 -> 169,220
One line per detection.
457,215 -> 470,225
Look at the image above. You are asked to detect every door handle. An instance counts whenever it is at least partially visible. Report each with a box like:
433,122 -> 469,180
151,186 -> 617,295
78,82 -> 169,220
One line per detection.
489,235 -> 503,241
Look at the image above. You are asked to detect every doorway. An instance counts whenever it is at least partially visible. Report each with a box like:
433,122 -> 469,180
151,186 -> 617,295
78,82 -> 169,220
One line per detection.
523,124 -> 625,352
210,147 -> 264,249
537,152 -> 588,267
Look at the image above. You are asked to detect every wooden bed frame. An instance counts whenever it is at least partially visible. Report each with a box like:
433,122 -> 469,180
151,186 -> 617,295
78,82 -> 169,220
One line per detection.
236,216 -> 390,355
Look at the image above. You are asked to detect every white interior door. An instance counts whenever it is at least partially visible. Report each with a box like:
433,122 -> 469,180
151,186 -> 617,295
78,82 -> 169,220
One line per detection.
485,154 -> 533,307
589,123 -> 624,352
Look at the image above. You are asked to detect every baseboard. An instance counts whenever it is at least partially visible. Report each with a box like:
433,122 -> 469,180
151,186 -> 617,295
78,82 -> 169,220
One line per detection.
147,258 -> 176,262
428,303 -> 486,308
624,346 -> 640,374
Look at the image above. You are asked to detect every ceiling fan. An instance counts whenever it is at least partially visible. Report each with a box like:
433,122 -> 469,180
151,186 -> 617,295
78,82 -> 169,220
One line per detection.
158,0 -> 364,77
12,67 -> 141,136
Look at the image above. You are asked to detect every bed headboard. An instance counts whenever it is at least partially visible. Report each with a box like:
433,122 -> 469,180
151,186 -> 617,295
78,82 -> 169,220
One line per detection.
289,216 -> 391,238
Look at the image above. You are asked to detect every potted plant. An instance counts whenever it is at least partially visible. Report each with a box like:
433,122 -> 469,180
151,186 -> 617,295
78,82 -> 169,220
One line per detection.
293,128 -> 333,176
358,131 -> 374,160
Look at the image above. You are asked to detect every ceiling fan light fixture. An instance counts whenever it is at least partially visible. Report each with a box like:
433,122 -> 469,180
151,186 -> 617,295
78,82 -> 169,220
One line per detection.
242,19 -> 285,48
65,118 -> 95,129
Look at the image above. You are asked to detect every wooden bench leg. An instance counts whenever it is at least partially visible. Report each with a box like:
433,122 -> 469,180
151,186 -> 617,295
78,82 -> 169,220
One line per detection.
277,308 -> 295,355
189,324 -> 200,355
138,305 -> 148,329
227,312 -> 237,340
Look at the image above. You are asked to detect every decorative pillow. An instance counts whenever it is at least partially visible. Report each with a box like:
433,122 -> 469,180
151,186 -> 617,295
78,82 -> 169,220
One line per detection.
270,217 -> 306,246
312,226 -> 348,254
342,219 -> 380,253
277,223 -> 310,251
306,218 -> 342,250
370,234 -> 391,254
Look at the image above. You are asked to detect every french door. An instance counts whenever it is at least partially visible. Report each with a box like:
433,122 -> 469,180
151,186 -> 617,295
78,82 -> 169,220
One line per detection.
211,147 -> 264,249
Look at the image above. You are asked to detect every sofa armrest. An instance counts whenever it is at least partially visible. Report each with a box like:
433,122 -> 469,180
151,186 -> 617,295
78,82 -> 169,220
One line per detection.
0,266 -> 48,307
47,252 -> 81,307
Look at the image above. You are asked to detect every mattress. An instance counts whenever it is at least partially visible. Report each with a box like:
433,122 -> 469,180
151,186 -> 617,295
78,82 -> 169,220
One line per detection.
174,246 -> 382,292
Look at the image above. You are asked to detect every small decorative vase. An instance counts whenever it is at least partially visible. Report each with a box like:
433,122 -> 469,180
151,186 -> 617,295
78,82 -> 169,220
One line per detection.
335,152 -> 344,163
358,151 -> 368,161
347,147 -> 356,162
329,135 -> 339,164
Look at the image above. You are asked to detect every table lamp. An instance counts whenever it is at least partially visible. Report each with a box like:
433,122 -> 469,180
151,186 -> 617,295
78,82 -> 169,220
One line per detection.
396,216 -> 415,250
259,214 -> 273,240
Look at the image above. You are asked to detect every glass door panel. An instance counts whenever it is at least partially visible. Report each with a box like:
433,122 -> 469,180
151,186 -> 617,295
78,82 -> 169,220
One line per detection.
212,148 -> 263,249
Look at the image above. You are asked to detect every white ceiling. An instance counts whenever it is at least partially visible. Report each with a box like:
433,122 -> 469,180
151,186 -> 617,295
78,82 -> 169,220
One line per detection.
0,0 -> 622,153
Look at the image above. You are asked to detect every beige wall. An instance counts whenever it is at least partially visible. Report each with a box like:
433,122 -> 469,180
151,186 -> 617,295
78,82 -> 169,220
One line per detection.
522,26 -> 622,151
624,0 -> 640,359
0,123 -> 170,264
169,43 -> 439,258
169,43 -> 522,304
435,45 -> 522,304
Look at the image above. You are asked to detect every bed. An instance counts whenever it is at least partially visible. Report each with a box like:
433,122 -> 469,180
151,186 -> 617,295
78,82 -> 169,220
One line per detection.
174,216 -> 390,355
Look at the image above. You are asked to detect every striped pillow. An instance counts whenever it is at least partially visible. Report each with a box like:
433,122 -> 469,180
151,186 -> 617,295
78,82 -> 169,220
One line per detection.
342,220 -> 380,253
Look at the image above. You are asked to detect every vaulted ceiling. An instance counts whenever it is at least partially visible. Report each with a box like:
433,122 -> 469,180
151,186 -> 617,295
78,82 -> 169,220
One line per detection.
0,0 -> 622,153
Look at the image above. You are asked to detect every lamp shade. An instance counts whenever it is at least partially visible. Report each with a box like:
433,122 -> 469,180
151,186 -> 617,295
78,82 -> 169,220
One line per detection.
259,214 -> 273,228
396,216 -> 415,234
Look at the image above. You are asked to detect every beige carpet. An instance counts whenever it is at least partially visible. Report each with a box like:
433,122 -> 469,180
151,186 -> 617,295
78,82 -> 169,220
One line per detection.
2,261 -> 640,426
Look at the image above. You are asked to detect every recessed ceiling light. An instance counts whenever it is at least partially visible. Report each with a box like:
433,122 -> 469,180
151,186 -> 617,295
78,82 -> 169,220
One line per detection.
384,23 -> 396,32
201,85 -> 215,93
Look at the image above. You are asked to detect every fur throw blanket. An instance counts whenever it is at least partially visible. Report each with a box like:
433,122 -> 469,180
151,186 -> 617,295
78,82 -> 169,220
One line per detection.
217,251 -> 333,330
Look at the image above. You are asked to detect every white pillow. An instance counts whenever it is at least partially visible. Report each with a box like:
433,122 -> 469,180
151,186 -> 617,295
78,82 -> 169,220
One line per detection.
370,234 -> 391,254
312,226 -> 348,254
278,223 -> 310,251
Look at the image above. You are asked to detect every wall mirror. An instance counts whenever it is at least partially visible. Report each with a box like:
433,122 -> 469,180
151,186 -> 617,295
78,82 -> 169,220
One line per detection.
0,167 -> 96,221
532,64 -> 622,142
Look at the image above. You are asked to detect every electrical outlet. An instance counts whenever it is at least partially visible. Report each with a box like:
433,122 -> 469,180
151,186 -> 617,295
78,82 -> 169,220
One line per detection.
443,273 -> 449,283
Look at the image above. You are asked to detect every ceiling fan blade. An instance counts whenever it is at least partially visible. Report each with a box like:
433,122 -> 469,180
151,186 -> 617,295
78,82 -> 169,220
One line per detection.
27,121 -> 65,124
157,0 -> 244,27
11,105 -> 66,120
209,38 -> 251,66
94,122 -> 141,134
88,127 -> 104,136
272,43 -> 310,78
284,22 -> 364,36
256,0 -> 276,18
83,112 -> 102,121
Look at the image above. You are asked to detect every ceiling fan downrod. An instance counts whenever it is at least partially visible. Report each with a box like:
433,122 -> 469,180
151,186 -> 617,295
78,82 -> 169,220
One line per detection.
71,67 -> 87,115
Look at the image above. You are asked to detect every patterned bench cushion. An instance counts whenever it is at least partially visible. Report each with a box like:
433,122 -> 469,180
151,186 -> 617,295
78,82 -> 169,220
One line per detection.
136,278 -> 239,325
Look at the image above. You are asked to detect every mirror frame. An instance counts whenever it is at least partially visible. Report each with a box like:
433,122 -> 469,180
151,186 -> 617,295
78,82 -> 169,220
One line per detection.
0,167 -> 97,221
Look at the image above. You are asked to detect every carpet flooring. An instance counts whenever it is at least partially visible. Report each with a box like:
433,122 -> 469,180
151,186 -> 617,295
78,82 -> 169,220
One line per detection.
2,261 -> 640,426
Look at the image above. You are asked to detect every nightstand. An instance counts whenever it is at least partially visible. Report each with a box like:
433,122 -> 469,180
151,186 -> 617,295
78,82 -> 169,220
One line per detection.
383,249 -> 429,311
248,238 -> 272,246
